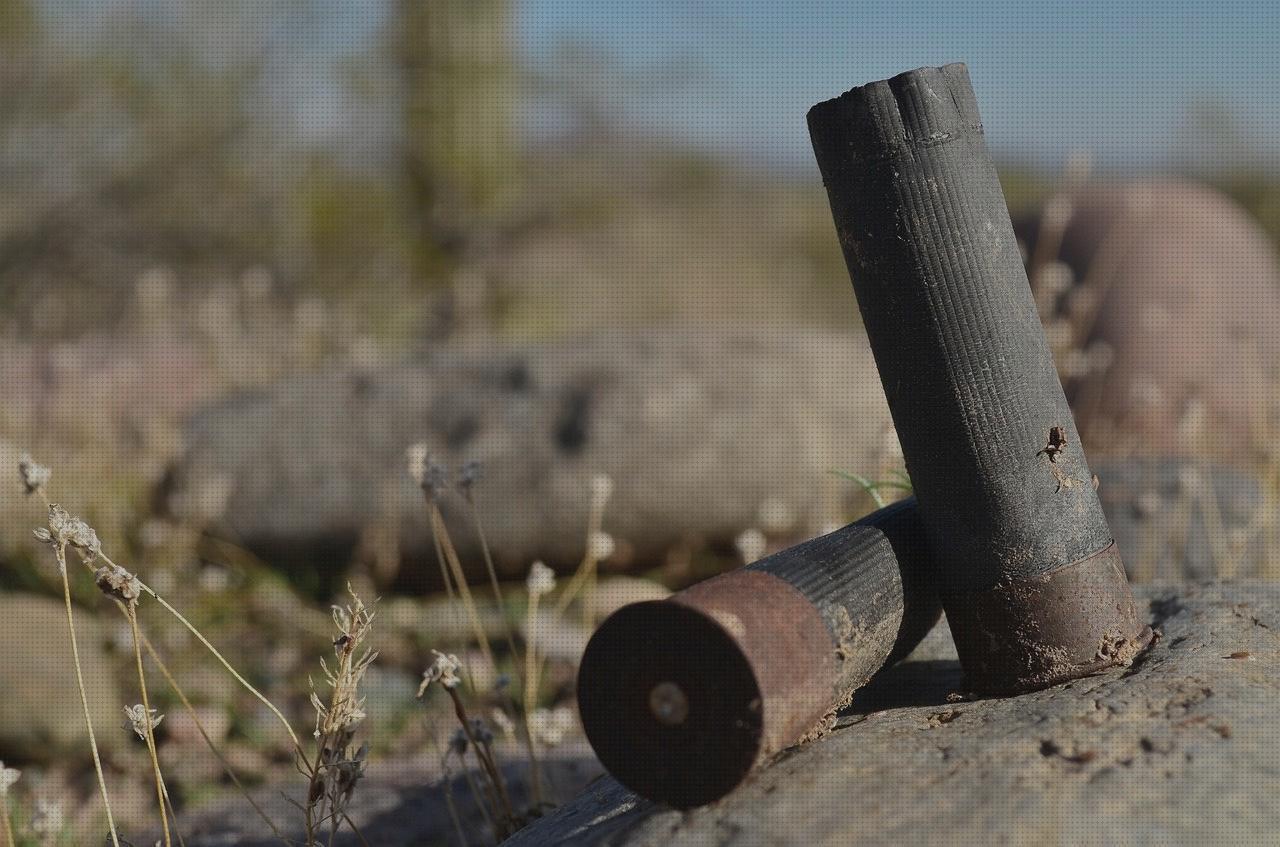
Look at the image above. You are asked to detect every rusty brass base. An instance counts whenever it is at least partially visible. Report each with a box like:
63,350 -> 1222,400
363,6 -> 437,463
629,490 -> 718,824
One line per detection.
944,543 -> 1154,695
577,570 -> 839,809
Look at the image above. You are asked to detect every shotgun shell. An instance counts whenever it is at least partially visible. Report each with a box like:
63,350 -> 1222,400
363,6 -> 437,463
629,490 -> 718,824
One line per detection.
807,64 -> 1152,694
577,498 -> 939,809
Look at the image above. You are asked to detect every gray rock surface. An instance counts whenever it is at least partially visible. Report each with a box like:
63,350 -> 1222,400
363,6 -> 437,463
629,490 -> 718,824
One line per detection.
0,594 -> 123,760
507,580 -> 1280,846
161,329 -> 898,587
163,325 -> 1280,591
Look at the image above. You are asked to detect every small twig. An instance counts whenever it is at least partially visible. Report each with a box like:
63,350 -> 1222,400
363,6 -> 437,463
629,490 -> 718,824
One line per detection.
463,493 -> 522,674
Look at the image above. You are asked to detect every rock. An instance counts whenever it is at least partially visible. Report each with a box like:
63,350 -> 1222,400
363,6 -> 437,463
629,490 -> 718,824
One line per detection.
1017,179 -> 1280,464
509,580 -> 1280,846
161,330 -> 897,590
0,595 -> 123,761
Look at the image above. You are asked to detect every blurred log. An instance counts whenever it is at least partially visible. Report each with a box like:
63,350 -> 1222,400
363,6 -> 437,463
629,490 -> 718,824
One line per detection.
160,329 -> 898,592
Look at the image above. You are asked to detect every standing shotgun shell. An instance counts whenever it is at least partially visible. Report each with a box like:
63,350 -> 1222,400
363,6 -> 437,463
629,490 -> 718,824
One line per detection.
577,498 -> 940,809
807,64 -> 1152,695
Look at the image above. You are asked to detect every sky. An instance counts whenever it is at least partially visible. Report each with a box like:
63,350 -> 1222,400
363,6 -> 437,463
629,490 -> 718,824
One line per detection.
519,0 -> 1280,172
36,0 -> 1280,174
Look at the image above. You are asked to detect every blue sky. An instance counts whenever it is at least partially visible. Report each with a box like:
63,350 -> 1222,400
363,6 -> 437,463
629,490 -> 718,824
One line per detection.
39,0 -> 1280,173
520,0 -> 1280,171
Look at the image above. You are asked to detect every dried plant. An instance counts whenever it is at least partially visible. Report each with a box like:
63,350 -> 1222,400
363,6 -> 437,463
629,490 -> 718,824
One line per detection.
302,586 -> 376,847
411,455 -> 564,820
21,458 -> 307,846
35,501 -> 121,847
15,450 -> 607,845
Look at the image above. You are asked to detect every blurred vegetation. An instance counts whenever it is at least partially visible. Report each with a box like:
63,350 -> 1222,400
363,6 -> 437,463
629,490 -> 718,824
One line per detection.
2,0 -> 1278,344
0,0 -> 521,340
3,4 -> 1280,839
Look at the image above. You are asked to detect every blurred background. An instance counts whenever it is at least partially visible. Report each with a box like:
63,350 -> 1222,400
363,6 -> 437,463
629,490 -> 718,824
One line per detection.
2,0 -> 1280,843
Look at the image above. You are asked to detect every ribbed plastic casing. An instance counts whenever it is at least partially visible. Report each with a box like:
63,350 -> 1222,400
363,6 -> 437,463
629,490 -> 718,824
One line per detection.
748,496 -> 936,685
808,64 -> 1112,594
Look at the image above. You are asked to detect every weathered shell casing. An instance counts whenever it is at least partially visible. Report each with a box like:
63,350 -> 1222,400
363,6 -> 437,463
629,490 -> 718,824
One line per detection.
577,498 -> 940,809
807,64 -> 1151,693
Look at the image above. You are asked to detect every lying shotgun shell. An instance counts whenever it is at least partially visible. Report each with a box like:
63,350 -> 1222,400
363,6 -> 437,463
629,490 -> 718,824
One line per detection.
807,64 -> 1152,695
577,498 -> 940,809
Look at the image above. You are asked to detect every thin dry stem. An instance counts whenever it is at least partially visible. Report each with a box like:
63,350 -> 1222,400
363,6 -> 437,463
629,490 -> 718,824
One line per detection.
54,544 -> 120,847
127,607 -> 171,847
464,495 -> 522,672
430,522 -> 460,606
339,811 -> 371,847
426,518 -> 482,695
447,690 -> 515,836
162,785 -> 187,847
427,718 -> 493,838
552,488 -> 609,618
141,634 -> 291,845
463,494 -> 545,809
428,504 -> 496,672
459,763 -> 495,835
130,572 -> 311,770
522,590 -> 545,806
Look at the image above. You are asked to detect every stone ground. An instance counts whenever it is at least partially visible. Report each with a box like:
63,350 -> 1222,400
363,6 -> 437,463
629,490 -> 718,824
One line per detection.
178,580 -> 1280,845
507,580 -> 1280,846
181,741 -> 604,846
